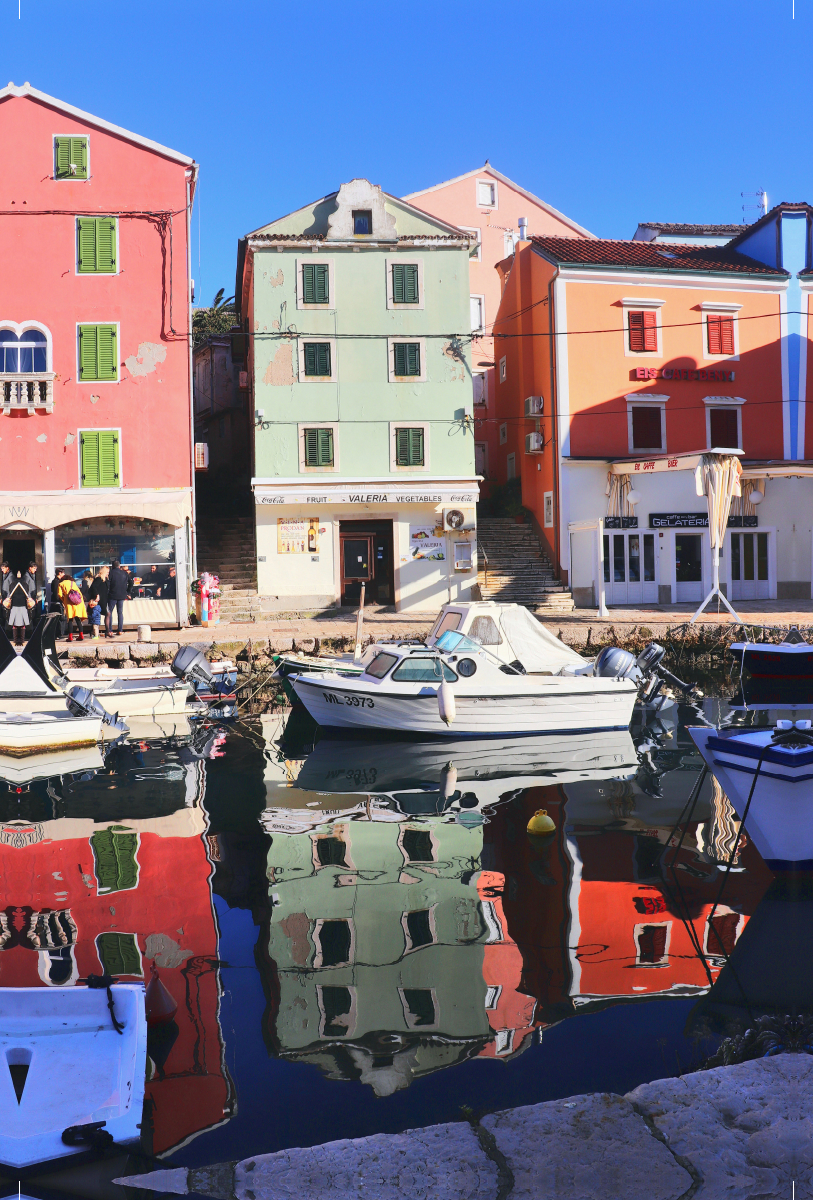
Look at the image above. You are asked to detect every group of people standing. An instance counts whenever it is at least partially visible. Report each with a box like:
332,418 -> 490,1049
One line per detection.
0,559 -> 178,644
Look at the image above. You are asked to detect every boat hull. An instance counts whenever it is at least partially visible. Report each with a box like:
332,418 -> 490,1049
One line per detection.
690,726 -> 813,867
291,675 -> 637,737
0,712 -> 102,757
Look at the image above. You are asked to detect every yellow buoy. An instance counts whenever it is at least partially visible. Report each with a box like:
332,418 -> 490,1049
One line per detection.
527,809 -> 556,836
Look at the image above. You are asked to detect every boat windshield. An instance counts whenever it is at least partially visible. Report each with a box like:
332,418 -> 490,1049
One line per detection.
435,631 -> 482,654
364,652 -> 398,679
391,656 -> 457,683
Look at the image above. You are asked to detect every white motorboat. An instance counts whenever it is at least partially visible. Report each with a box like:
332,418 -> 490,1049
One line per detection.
0,983 -> 146,1168
690,721 -> 813,868
290,603 -> 682,737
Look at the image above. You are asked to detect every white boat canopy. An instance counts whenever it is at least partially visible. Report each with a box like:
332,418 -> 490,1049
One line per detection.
497,604 -> 585,672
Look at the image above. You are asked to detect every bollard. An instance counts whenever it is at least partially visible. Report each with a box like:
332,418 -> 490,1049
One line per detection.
137,624 -> 152,643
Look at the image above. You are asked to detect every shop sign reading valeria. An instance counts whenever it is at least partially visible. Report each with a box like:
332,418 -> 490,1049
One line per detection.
634,368 -> 735,382
259,490 -> 477,506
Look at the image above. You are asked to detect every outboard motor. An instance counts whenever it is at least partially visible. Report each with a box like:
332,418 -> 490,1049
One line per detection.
636,643 -> 666,674
171,646 -> 215,691
66,686 -> 129,735
594,646 -> 640,681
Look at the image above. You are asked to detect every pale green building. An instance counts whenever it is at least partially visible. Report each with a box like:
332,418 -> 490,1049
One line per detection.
236,179 -> 479,611
259,813 -> 492,1095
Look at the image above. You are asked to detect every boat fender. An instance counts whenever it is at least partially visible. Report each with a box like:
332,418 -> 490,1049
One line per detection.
145,961 -> 178,1026
438,680 -> 456,726
62,1121 -> 113,1149
527,809 -> 556,836
441,761 -> 458,798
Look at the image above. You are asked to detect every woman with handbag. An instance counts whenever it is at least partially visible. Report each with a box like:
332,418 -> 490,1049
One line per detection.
57,574 -> 88,642
4,571 -> 36,646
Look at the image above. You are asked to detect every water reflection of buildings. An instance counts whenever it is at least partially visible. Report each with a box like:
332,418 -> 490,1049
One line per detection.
0,745 -> 232,1157
259,814 -> 492,1095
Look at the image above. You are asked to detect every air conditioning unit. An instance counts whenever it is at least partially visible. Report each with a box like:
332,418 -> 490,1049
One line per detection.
443,507 -> 476,532
194,442 -> 209,470
525,432 -> 544,453
524,395 -> 544,416
238,370 -> 248,390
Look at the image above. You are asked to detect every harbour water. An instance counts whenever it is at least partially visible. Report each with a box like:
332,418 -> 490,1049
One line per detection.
0,688 -> 791,1194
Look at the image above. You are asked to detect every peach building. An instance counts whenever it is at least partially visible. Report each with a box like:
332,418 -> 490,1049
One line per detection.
404,165 -> 592,496
492,203 -> 813,607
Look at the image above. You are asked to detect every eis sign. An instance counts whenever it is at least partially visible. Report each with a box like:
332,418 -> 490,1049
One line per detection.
634,367 -> 735,382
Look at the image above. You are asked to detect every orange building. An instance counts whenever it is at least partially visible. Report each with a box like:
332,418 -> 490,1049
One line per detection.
493,203 -> 813,607
404,164 -> 591,497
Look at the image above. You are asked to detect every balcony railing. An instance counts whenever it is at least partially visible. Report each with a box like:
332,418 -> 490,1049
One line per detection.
1,374 -> 55,414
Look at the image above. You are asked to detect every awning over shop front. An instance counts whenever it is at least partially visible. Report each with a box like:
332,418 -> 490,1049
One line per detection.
0,488 -> 193,531
608,448 -> 743,476
252,478 -> 480,506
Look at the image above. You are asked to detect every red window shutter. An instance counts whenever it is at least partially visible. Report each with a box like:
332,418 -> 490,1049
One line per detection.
707,315 -> 722,355
628,311 -> 645,351
720,316 -> 735,355
642,309 -> 657,351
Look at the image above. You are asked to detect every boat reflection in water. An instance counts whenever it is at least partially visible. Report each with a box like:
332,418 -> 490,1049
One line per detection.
0,730 -> 231,1183
257,709 -> 773,1091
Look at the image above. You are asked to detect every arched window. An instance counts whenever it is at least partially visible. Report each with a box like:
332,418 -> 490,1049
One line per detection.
0,328 -> 48,373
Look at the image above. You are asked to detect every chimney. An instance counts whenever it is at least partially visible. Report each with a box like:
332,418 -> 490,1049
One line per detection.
518,217 -> 528,241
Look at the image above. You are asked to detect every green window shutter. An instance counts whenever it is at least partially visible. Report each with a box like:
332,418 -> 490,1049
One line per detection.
406,343 -> 420,375
303,343 -> 331,377
55,136 -> 87,179
97,932 -> 142,977
81,430 -> 100,487
304,427 -> 319,466
91,825 -> 138,892
98,431 -> 120,486
96,218 -> 116,272
396,428 -> 424,466
392,263 -> 418,304
77,218 -> 97,272
302,263 -> 329,304
79,325 -> 98,380
394,342 -> 407,376
96,325 -> 117,380
392,263 -> 406,304
318,427 -> 333,466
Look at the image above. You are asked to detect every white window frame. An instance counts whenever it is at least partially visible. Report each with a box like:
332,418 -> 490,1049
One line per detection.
295,256 -> 335,311
75,216 -> 120,277
626,393 -> 669,454
621,296 -> 664,359
476,178 -> 497,209
388,337 -> 427,383
472,371 -> 487,407
485,983 -> 502,1009
470,294 -> 485,333
703,396 -> 745,450
312,917 -> 355,968
0,320 -> 53,372
475,440 -> 488,477
499,356 -> 507,383
297,336 -> 337,383
459,226 -> 481,262
385,256 -> 425,311
298,420 -> 340,472
398,985 -> 438,1029
499,422 -> 507,445
504,230 -> 517,258
401,905 -> 437,954
700,301 -> 742,362
389,421 -> 429,471
310,829 -> 354,870
544,490 -> 554,527
75,321 -> 120,385
506,452 -> 516,480
53,133 -> 90,182
633,920 -> 672,967
316,983 -> 357,1039
77,425 -> 124,490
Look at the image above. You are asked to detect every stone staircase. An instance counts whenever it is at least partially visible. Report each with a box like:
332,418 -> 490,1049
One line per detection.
477,518 -> 575,611
195,512 -> 262,622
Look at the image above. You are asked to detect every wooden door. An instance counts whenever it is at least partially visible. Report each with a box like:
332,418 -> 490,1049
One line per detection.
341,535 -> 373,602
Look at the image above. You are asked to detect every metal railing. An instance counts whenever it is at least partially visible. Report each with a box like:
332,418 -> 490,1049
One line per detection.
477,542 -> 488,590
1,374 -> 55,413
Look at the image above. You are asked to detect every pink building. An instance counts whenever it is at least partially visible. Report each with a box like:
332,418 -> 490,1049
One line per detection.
0,83 -> 197,626
405,164 -> 592,496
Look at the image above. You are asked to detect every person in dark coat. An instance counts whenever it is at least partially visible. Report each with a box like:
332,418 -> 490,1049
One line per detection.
0,563 -> 11,630
87,566 -> 109,642
5,571 -> 35,645
22,561 -> 40,638
106,559 -> 130,637
157,566 -> 177,600
50,568 -> 66,611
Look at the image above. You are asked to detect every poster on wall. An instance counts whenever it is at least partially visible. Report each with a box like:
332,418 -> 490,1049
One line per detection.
409,525 -> 445,561
277,518 -> 320,554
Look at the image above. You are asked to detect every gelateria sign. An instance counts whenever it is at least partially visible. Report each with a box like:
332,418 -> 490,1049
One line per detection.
649,512 -> 757,528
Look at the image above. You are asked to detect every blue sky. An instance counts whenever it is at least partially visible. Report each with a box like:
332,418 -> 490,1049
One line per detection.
0,0 -> 807,304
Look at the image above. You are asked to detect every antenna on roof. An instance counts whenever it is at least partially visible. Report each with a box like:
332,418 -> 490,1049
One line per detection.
741,189 -> 768,222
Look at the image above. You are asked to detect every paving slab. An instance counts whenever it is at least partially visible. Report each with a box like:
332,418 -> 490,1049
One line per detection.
482,1092 -> 691,1200
630,1054 -> 813,1198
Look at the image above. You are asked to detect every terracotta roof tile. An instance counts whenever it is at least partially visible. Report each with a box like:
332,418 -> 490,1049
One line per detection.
530,236 -> 787,276
638,222 -> 745,236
